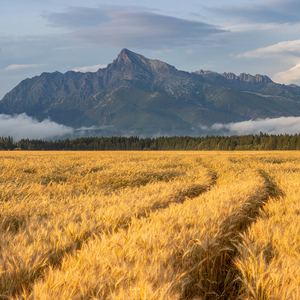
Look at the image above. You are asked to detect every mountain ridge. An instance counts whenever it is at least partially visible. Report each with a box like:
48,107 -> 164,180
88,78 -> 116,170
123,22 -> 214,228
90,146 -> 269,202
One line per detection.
1,48 -> 300,136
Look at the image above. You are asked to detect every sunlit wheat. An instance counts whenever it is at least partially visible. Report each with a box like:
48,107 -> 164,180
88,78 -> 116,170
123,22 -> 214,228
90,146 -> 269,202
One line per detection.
0,151 -> 299,299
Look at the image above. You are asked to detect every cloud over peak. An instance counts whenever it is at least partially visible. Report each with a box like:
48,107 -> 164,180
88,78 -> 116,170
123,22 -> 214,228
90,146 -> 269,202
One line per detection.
44,7 -> 226,49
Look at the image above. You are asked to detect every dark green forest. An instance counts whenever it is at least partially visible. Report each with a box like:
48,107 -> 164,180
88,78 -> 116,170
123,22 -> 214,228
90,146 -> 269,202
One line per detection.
1,133 -> 300,151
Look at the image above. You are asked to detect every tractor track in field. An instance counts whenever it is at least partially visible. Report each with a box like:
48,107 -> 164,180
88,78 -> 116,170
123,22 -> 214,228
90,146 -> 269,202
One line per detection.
4,166 -> 218,299
3,166 -> 282,300
110,170 -> 218,233
180,169 -> 284,300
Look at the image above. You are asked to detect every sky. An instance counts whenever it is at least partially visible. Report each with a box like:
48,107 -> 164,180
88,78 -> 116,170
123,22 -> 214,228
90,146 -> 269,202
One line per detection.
1,0 -> 300,139
1,0 -> 300,100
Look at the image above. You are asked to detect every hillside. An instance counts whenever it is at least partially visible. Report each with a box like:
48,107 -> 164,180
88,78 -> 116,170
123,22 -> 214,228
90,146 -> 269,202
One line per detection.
1,49 -> 300,135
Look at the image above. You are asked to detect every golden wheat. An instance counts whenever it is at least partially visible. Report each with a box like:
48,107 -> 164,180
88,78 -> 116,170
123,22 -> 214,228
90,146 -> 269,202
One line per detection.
0,151 -> 299,299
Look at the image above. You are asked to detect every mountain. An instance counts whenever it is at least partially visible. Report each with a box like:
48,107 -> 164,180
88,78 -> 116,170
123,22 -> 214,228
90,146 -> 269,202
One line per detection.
1,48 -> 300,136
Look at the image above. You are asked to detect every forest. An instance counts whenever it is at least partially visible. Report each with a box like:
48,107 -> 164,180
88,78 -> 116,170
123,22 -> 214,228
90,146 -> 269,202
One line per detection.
1,133 -> 300,151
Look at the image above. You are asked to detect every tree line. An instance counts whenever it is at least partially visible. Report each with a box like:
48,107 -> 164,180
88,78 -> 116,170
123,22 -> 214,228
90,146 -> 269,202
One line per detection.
1,133 -> 300,151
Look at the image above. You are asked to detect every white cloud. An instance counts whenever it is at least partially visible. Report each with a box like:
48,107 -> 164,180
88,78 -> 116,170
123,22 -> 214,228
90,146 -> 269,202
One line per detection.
0,113 -> 73,141
238,39 -> 300,58
272,63 -> 300,84
0,113 -> 118,141
72,64 -> 107,72
211,117 -> 300,135
2,114 -> 300,142
4,64 -> 44,71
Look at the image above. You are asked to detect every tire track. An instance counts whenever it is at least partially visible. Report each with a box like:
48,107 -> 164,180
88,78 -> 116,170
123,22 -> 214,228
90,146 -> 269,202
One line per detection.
180,170 -> 283,300
5,167 -> 217,299
111,170 -> 217,233
45,170 -> 217,266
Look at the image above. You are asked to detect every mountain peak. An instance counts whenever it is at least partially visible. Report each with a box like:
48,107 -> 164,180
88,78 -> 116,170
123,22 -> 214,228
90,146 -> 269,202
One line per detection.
114,48 -> 148,66
117,48 -> 134,63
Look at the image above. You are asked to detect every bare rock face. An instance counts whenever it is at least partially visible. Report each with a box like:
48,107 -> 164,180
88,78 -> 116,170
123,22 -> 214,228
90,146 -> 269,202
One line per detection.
1,48 -> 300,135
191,69 -> 275,90
220,72 -> 272,83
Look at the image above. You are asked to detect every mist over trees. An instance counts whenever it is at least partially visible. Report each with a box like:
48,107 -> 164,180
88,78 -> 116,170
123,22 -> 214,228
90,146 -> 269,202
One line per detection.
1,133 -> 300,151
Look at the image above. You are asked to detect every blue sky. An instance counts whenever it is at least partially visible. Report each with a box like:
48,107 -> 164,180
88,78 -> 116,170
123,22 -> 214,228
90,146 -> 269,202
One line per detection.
1,0 -> 300,100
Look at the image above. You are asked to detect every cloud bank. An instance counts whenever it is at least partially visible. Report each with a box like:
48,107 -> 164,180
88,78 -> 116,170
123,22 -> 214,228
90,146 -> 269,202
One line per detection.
0,114 -> 116,141
2,114 -> 300,143
210,117 -> 300,136
0,114 -> 73,141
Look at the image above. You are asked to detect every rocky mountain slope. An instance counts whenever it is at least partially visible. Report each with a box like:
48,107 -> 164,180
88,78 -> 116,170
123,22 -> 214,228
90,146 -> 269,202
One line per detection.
1,48 -> 300,136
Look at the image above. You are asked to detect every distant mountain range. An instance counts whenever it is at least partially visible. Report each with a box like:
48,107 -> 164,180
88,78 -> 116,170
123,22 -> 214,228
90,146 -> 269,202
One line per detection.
1,48 -> 300,136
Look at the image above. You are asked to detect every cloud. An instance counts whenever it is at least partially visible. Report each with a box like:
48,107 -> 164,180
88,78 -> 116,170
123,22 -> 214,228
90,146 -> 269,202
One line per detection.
72,64 -> 107,72
0,113 -> 73,141
272,63 -> 300,84
2,114 -> 300,142
238,40 -> 300,58
210,117 -> 300,136
212,0 -> 300,25
4,64 -> 44,71
44,6 -> 111,29
44,7 -> 225,49
0,113 -> 118,141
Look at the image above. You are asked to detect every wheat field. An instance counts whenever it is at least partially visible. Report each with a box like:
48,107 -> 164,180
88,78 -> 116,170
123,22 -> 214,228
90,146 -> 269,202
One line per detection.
0,151 -> 299,299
